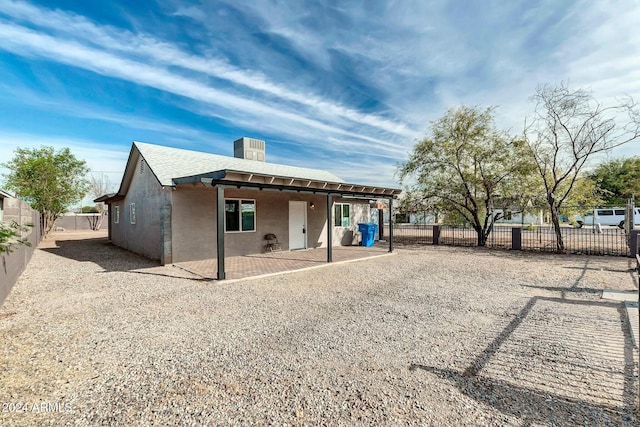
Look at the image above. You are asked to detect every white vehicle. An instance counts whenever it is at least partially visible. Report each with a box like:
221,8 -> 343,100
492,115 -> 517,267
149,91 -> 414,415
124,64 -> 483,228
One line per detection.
575,208 -> 640,229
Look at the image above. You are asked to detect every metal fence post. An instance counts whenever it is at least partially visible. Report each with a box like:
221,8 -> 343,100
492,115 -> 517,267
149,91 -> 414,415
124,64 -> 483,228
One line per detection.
433,225 -> 440,245
512,227 -> 522,251
630,229 -> 639,257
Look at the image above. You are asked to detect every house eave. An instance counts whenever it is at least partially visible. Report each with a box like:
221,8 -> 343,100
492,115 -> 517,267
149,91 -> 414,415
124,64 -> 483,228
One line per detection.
172,170 -> 401,199
94,193 -> 124,203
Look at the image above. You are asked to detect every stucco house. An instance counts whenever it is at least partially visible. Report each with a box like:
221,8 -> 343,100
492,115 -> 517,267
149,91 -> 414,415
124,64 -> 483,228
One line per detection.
493,208 -> 544,225
97,138 -> 401,279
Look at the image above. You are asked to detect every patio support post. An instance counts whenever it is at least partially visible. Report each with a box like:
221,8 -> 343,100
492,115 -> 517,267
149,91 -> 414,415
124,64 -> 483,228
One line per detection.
388,197 -> 394,252
216,185 -> 226,280
327,194 -> 333,262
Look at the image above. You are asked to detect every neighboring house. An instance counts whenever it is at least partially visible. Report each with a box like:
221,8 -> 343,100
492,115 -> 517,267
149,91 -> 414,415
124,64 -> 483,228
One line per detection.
96,138 -> 401,279
493,208 -> 544,225
0,189 -> 11,223
395,211 -> 440,224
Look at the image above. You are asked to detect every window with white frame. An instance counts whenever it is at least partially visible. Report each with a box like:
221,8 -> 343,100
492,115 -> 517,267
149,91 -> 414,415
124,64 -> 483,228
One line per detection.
130,203 -> 136,224
225,199 -> 255,232
334,203 -> 350,227
114,205 -> 120,224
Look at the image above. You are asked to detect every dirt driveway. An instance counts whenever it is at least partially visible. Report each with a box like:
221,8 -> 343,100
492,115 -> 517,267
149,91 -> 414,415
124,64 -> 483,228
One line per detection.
1,231 -> 638,426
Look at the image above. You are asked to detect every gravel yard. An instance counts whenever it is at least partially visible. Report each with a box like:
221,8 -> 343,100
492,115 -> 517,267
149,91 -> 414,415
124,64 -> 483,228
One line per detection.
1,231 -> 638,426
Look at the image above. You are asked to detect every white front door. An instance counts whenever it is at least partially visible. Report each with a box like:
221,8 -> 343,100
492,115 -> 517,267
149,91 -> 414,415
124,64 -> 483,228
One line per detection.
289,201 -> 307,250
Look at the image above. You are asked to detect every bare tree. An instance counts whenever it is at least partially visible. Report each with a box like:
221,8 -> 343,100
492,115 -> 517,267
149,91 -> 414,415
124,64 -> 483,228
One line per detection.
525,83 -> 640,250
88,174 -> 111,231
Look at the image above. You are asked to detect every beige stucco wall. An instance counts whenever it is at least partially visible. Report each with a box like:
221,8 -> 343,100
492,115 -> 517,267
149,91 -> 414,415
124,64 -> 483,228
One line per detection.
332,198 -> 371,246
1,196 -> 42,309
110,158 -> 171,261
171,186 -> 216,263
170,187 -> 372,262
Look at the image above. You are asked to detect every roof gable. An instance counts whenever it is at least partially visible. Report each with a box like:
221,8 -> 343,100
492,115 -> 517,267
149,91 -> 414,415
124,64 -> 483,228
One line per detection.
134,141 -> 345,187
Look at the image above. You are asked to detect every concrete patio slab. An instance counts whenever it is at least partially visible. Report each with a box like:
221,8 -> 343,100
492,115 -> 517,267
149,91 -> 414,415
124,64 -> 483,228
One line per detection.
175,243 -> 392,281
602,289 -> 639,348
602,290 -> 638,302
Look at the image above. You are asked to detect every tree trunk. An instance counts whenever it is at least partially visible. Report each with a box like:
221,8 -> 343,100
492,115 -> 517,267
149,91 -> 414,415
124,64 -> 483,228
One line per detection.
475,226 -> 487,246
86,215 -> 100,231
550,207 -> 565,251
95,212 -> 103,230
43,211 -> 57,236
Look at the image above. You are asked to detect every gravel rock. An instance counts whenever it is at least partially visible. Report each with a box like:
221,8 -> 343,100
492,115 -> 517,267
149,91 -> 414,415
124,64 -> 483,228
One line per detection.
0,231 -> 637,426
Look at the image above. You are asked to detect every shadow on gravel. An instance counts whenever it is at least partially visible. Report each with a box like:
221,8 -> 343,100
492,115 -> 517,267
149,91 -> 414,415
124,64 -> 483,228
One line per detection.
520,284 -> 604,295
409,364 -> 634,425
41,236 -> 157,270
563,266 -> 637,274
40,236 -> 208,281
410,295 -> 638,425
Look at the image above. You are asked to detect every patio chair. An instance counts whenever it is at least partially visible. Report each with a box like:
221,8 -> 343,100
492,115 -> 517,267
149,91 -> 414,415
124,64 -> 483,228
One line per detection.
265,233 -> 282,253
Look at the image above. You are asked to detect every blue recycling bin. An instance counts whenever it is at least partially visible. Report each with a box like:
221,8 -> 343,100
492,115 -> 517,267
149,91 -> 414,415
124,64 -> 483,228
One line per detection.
358,223 -> 378,247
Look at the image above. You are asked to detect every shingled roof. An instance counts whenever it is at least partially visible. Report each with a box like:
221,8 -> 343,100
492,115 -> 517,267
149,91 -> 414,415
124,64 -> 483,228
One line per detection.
135,141 -> 345,186
104,141 -> 400,200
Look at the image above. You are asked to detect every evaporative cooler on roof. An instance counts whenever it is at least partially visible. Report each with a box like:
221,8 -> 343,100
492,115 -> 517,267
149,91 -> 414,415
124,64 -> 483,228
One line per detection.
234,137 -> 266,162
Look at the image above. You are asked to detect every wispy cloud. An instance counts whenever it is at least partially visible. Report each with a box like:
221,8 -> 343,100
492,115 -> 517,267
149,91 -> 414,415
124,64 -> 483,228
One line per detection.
0,0 -> 638,190
0,19 -> 407,159
0,0 -> 415,138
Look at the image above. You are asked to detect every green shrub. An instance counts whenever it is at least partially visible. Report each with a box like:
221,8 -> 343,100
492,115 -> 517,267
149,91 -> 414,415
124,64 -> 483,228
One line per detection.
0,221 -> 32,254
81,206 -> 100,213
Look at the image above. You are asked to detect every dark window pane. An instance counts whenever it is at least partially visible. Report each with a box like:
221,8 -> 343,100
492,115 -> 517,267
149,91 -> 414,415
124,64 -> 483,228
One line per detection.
241,200 -> 255,231
599,210 -> 613,216
342,204 -> 350,227
615,209 -> 625,215
225,200 -> 239,231
334,204 -> 341,226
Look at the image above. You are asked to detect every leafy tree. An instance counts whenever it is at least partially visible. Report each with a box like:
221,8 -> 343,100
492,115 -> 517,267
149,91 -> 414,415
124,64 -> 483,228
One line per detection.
398,106 -> 534,246
525,83 -> 640,250
588,156 -> 640,205
560,176 -> 605,225
2,146 -> 89,235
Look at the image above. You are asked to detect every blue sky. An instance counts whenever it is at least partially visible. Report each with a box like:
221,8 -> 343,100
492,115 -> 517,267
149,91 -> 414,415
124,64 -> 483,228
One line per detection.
0,0 -> 639,196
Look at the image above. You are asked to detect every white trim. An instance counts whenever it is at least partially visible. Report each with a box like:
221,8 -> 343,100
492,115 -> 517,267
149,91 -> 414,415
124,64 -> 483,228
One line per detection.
288,201 -> 308,250
334,203 -> 351,228
130,203 -> 136,224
